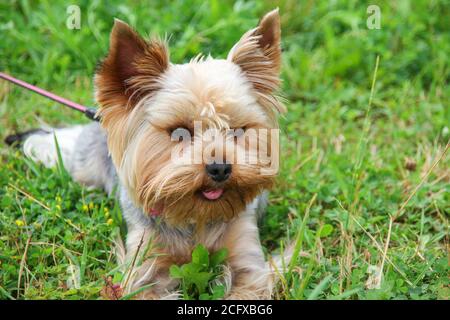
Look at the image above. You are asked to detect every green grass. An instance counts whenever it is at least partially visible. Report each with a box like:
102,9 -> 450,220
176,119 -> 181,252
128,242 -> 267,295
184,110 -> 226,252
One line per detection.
0,0 -> 449,300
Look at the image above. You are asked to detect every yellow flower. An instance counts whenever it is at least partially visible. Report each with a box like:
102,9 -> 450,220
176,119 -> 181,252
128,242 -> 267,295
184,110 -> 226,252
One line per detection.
15,219 -> 25,227
82,204 -> 89,212
104,207 -> 110,218
89,202 -> 94,210
107,219 -> 113,226
55,196 -> 62,203
56,204 -> 62,211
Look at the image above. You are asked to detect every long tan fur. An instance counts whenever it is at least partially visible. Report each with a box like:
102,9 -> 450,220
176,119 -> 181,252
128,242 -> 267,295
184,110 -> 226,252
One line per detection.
96,9 -> 285,299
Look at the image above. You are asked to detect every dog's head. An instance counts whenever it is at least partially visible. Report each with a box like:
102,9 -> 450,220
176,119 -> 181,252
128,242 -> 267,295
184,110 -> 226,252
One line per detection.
95,9 -> 284,226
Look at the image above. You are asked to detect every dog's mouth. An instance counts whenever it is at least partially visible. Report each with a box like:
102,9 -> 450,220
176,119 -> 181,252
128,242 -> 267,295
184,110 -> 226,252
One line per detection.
200,188 -> 224,201
149,188 -> 225,217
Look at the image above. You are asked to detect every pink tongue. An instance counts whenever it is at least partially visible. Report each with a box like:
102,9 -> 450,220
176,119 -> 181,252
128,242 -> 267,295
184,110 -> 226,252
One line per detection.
202,189 -> 224,200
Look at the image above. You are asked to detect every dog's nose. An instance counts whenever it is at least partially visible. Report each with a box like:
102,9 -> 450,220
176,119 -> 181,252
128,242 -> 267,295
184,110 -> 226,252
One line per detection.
205,163 -> 232,182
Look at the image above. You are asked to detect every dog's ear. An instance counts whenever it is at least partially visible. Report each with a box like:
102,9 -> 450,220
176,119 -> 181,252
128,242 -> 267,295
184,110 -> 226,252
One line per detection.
227,9 -> 284,113
95,19 -> 169,112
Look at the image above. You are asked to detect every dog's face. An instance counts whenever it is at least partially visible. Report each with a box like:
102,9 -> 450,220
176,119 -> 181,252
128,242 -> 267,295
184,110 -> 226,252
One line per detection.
95,9 -> 284,226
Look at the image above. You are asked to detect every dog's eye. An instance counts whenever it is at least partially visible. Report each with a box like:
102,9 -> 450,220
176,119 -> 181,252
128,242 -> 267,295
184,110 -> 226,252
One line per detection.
170,127 -> 192,142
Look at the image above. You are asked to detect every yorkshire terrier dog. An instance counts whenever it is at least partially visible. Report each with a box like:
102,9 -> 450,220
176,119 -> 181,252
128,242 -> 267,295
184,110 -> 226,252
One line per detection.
11,9 -> 285,299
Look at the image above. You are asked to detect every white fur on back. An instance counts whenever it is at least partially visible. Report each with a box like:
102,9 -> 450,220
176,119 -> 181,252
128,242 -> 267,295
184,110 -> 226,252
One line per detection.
23,126 -> 83,171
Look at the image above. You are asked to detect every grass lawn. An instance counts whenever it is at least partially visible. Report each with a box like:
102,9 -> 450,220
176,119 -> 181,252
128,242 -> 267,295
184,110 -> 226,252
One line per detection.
0,0 -> 448,300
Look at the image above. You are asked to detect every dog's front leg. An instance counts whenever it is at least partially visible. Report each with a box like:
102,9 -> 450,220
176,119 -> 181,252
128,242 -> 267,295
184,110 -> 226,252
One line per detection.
121,228 -> 181,300
223,211 -> 272,300
128,256 -> 181,300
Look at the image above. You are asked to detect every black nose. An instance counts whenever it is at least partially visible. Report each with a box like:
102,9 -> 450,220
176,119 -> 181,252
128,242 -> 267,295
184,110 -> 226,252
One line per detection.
205,163 -> 232,182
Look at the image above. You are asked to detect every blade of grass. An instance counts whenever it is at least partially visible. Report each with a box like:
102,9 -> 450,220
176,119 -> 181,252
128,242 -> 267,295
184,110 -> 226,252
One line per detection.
119,283 -> 156,300
79,241 -> 88,285
0,285 -> 16,300
288,193 -> 317,275
327,287 -> 362,300
352,55 -> 380,184
307,274 -> 333,300
123,231 -> 146,290
295,223 -> 323,299
53,132 -> 70,182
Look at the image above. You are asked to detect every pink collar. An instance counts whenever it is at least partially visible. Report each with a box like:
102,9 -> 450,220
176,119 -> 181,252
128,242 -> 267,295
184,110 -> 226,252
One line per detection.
148,203 -> 164,217
149,207 -> 162,217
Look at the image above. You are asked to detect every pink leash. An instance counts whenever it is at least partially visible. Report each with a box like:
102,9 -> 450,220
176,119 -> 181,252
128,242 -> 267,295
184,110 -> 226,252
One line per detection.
0,72 -> 98,121
1,72 -> 163,216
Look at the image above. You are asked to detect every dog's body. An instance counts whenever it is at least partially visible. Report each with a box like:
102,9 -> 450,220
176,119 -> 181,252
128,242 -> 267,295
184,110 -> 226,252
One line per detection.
15,9 -> 285,299
23,122 -> 271,299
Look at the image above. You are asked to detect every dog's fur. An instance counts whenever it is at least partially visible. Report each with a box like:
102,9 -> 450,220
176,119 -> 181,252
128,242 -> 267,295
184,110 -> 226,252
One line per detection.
14,9 -> 285,299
